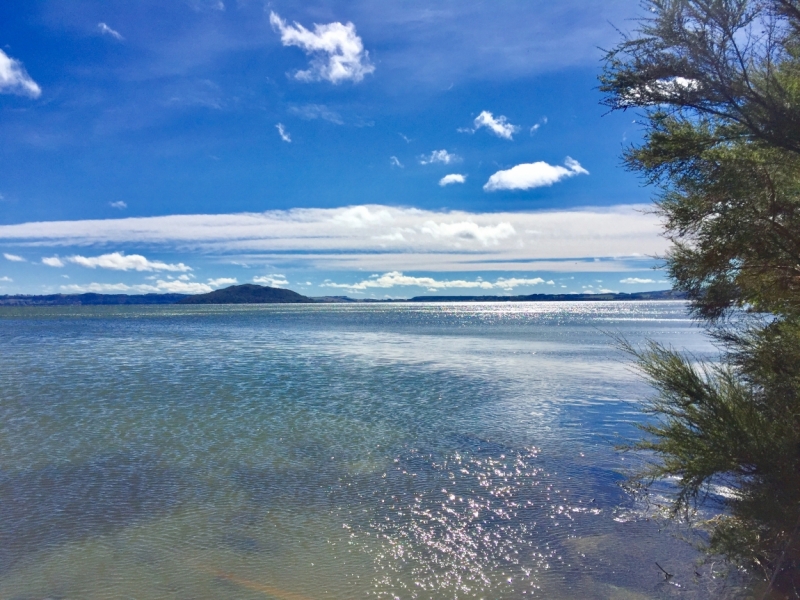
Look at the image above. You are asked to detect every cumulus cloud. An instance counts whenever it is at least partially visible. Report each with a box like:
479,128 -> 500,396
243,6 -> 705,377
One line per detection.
624,77 -> 700,106
276,123 -> 291,142
63,252 -> 191,272
420,150 -> 460,165
1,204 -> 666,273
109,201 -> 127,209
253,274 -> 289,287
323,271 -> 552,292
59,276 -> 239,295
270,11 -> 374,84
484,157 -> 588,191
97,22 -> 124,41
0,49 -> 41,98
42,256 -> 65,267
3,253 -> 25,262
439,174 -> 466,186
471,111 -> 519,140
620,277 -> 656,284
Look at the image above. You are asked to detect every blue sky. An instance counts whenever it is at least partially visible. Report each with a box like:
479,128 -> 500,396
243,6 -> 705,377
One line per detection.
0,1 -> 669,297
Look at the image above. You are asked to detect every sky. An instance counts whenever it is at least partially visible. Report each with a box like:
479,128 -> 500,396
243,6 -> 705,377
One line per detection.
0,0 -> 670,298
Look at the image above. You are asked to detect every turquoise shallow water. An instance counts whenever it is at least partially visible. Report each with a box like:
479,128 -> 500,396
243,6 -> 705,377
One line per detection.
0,302 -> 746,599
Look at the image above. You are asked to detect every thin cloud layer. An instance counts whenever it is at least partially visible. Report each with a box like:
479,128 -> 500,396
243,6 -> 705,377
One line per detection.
270,11 -> 375,84
3,253 -> 25,262
484,157 -> 588,191
64,252 -> 192,272
439,174 -> 466,186
471,111 -> 519,140
60,278 -> 225,295
0,204 -> 665,273
0,49 -> 41,98
323,271 -> 553,292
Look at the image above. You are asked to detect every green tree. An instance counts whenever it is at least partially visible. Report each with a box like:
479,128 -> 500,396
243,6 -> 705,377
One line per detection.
601,0 -> 800,593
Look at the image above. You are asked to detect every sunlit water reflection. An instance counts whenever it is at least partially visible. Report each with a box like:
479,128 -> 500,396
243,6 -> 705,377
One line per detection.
0,302 -> 748,598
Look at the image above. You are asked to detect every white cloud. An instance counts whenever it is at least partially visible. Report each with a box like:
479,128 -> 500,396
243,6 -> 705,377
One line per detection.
109,201 -> 127,209
0,49 -> 41,98
620,277 -> 656,284
484,157 -> 588,191
390,156 -> 404,168
98,23 -> 124,41
624,77 -> 700,106
0,276 -> 12,282
3,253 -> 25,262
420,150 -> 460,165
420,220 -> 515,246
1,204 -> 666,273
253,274 -> 289,287
270,11 -> 374,84
439,174 -> 466,186
59,276 -> 237,295
276,123 -> 291,143
322,271 -> 551,292
471,111 -> 519,140
207,277 -> 237,287
42,256 -> 65,267
64,252 -> 191,272
530,117 -> 547,135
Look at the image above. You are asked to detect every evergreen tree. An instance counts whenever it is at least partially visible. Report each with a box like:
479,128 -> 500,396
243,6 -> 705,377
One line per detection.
601,0 -> 800,593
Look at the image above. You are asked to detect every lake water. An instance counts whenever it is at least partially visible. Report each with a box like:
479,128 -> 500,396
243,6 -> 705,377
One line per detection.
0,302 -> 749,599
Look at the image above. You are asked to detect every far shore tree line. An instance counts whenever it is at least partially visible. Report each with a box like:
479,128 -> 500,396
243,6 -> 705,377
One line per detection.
602,0 -> 800,595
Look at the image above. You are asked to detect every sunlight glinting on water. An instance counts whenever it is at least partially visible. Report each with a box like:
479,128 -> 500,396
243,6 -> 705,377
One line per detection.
0,302 -> 747,599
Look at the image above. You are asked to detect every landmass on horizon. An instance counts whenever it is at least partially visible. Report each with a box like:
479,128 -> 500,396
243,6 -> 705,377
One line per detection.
0,284 -> 684,306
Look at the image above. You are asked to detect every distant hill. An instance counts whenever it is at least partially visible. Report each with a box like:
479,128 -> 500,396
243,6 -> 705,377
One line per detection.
408,290 -> 685,302
177,284 -> 314,304
0,293 -> 188,306
0,287 -> 683,306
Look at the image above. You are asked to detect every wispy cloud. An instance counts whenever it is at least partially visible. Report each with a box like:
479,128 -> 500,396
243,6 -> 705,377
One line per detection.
3,253 -> 25,262
0,276 -> 12,282
42,256 -> 65,267
63,252 -> 191,272
420,150 -> 460,165
97,22 -> 124,41
4,204 -> 665,273
0,49 -> 41,98
288,104 -> 344,124
620,277 -> 659,284
109,201 -> 127,209
484,157 -> 588,191
390,156 -> 404,168
323,271 -> 554,292
530,117 -> 548,134
468,111 -> 519,140
276,123 -> 292,143
253,274 -> 289,287
439,174 -> 466,186
270,11 -> 374,84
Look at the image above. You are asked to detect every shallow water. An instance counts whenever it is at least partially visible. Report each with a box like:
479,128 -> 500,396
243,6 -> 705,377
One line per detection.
0,302 -> 748,599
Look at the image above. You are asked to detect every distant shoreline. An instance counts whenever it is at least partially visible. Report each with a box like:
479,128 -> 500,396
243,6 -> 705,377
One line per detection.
0,286 -> 684,306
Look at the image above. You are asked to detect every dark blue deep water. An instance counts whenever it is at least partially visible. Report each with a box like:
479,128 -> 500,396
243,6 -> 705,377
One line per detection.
0,302 -> 748,598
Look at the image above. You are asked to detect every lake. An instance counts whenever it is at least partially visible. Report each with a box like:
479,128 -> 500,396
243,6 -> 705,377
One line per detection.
0,302 -> 748,599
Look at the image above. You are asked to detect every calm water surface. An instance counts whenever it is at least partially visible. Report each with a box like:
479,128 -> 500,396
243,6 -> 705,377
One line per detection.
0,302 -> 746,599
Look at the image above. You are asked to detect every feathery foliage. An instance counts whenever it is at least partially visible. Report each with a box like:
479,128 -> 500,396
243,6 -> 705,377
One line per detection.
602,0 -> 800,592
